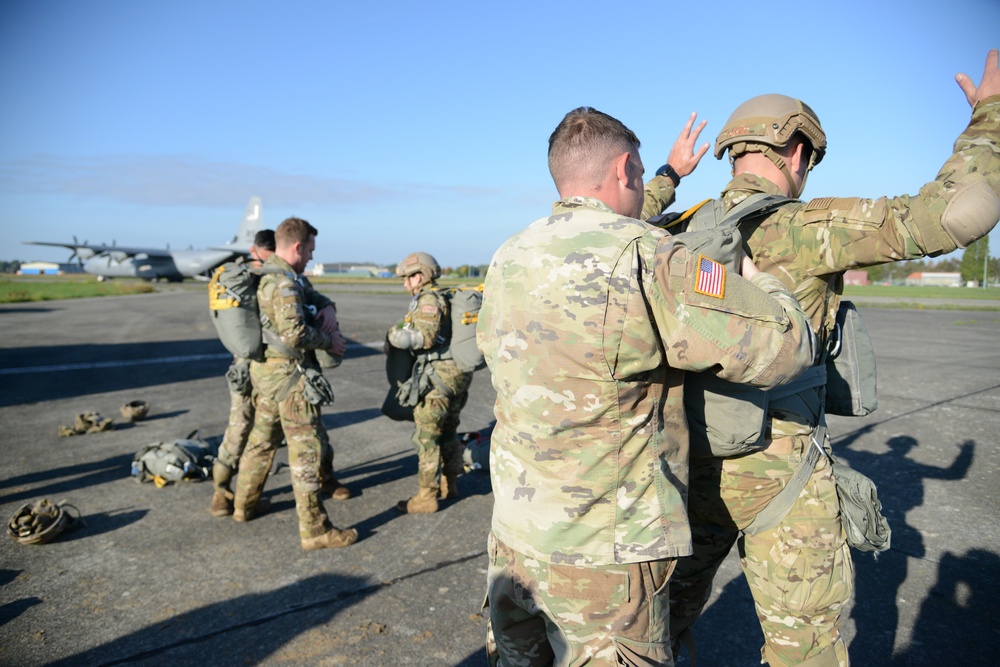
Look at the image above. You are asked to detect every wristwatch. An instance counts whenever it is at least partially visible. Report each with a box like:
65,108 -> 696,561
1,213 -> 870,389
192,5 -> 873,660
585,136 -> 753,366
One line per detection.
655,164 -> 680,186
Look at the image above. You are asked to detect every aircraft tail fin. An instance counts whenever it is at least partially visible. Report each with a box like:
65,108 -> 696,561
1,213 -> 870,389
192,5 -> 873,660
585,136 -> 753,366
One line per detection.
233,196 -> 263,249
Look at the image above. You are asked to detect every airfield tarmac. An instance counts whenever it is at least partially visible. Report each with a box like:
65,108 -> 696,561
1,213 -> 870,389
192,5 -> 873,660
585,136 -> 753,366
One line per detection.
1,287 -> 998,666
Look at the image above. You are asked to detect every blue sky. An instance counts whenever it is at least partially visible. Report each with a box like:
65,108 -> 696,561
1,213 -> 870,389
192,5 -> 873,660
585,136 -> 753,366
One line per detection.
2,0 -> 998,270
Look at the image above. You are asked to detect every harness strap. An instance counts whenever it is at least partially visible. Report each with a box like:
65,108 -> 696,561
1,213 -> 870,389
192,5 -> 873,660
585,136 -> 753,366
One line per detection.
742,424 -> 828,536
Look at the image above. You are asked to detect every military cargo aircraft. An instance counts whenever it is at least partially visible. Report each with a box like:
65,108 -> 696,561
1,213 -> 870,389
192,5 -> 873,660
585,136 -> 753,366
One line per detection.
24,197 -> 264,282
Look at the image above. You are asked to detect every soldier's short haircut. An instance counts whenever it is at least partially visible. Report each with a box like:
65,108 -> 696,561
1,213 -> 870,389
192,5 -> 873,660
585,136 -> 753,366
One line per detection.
276,217 -> 318,247
548,107 -> 641,189
253,229 -> 276,251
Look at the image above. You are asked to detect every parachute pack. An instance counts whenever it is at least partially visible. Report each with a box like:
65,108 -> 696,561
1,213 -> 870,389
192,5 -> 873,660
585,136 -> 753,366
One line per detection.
131,436 -> 216,487
208,260 -> 289,360
651,193 -> 878,458
437,285 -> 486,374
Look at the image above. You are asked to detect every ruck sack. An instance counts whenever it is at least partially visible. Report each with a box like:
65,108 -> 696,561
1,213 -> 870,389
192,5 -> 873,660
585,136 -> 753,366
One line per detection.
131,437 -> 215,485
208,261 -> 287,360
436,285 -> 486,373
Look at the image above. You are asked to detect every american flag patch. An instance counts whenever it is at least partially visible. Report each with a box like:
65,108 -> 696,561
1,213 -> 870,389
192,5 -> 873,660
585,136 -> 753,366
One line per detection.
694,255 -> 725,298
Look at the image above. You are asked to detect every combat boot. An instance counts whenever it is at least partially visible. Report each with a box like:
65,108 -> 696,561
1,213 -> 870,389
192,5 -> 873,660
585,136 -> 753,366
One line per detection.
396,487 -> 439,514
301,527 -> 358,551
232,497 -> 271,523
210,461 -> 234,517
439,474 -> 461,500
321,477 -> 352,501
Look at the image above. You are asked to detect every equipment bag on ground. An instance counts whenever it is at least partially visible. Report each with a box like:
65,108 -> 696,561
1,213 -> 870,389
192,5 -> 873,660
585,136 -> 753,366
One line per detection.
131,437 -> 215,485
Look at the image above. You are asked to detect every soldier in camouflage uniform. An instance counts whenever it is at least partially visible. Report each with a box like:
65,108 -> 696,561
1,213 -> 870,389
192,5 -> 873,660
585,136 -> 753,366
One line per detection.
233,217 -> 357,551
642,51 -> 1000,666
477,106 -> 817,666
387,252 -> 472,514
210,230 -> 275,517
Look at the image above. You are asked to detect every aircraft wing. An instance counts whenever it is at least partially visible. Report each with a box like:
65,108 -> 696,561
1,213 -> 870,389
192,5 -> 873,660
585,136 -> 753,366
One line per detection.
24,241 -> 174,259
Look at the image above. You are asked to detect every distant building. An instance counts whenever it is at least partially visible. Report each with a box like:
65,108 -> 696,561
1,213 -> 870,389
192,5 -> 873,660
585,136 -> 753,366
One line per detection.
310,262 -> 387,277
906,271 -> 962,287
16,261 -> 83,275
843,270 -> 870,286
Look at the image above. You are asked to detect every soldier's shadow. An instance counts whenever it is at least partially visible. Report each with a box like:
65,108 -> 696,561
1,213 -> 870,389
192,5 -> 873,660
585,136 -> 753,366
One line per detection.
836,432 -> 974,665
890,549 -> 1000,666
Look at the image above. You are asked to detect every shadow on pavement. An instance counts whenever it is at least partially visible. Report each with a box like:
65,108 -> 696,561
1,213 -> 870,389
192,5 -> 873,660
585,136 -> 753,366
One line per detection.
43,572 -> 373,667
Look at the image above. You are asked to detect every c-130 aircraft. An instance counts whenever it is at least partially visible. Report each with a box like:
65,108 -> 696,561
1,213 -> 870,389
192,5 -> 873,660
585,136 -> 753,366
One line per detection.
24,197 -> 264,282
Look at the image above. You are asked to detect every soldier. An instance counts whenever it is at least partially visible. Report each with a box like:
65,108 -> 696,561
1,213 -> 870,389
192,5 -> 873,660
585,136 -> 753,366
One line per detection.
387,252 -> 472,514
642,50 -> 1000,666
477,107 -> 816,666
210,230 -> 275,517
233,217 -> 357,551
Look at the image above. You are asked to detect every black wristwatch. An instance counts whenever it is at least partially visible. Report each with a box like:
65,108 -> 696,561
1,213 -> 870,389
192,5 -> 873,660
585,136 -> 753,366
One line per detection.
655,164 -> 680,186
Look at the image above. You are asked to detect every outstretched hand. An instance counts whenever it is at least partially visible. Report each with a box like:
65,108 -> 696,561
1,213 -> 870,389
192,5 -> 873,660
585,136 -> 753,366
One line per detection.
956,49 -> 1000,107
666,112 -> 710,179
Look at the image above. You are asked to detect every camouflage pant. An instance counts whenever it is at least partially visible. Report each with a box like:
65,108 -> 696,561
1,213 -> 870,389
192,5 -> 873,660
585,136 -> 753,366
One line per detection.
236,360 -> 335,539
670,434 -> 853,666
218,362 -> 255,471
485,532 -> 676,666
411,366 -> 471,492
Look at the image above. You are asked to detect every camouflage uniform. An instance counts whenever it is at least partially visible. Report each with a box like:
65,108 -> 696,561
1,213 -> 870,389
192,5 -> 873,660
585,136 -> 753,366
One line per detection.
391,286 -> 471,501
477,196 -> 816,666
234,254 -> 343,540
217,357 -> 256,472
643,95 -> 1000,666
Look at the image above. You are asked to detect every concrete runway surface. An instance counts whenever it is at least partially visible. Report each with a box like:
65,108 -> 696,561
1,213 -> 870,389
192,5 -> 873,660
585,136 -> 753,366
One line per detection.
0,287 -> 998,666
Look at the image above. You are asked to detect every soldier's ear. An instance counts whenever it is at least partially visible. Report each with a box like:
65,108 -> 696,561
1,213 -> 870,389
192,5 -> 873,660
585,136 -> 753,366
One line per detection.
613,152 -> 631,187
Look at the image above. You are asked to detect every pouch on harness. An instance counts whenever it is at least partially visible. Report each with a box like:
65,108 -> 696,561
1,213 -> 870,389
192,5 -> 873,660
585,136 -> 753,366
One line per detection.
208,260 -> 288,360
131,436 -> 215,485
381,285 -> 485,421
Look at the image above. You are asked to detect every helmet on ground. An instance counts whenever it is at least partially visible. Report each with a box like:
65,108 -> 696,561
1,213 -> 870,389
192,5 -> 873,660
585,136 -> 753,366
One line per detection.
120,400 -> 150,422
396,252 -> 441,281
7,498 -> 79,545
715,94 -> 826,171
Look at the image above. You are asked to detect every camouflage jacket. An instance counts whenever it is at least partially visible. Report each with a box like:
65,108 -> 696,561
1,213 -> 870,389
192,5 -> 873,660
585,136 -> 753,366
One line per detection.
258,254 -> 335,361
643,95 -> 1000,435
476,196 -> 814,565
640,173 -> 678,221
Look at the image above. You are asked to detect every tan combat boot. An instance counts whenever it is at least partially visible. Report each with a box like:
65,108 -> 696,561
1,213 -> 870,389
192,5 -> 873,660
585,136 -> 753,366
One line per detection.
301,527 -> 359,551
321,477 -> 352,501
210,461 -> 234,517
396,487 -> 439,514
232,497 -> 270,522
439,474 -> 461,500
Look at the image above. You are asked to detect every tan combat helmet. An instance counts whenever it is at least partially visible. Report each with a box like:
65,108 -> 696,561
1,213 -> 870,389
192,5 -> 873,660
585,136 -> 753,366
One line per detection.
715,94 -> 827,197
396,251 -> 441,282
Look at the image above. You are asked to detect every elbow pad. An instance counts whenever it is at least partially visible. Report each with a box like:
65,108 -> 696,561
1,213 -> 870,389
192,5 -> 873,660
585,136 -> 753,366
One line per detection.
387,327 -> 425,350
940,180 -> 1000,248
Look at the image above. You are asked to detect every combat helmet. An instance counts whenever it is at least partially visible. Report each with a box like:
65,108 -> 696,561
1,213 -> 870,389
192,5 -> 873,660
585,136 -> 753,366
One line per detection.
396,252 -> 441,282
715,94 -> 827,197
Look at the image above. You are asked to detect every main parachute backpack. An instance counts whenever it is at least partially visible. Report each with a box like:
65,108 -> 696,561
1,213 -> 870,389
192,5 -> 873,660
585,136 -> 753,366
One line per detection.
440,285 -> 486,373
208,261 -> 290,360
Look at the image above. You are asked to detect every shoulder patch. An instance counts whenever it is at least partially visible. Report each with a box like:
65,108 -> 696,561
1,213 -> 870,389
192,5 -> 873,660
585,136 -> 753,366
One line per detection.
694,255 -> 726,298
421,304 -> 439,315
805,197 -> 836,211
